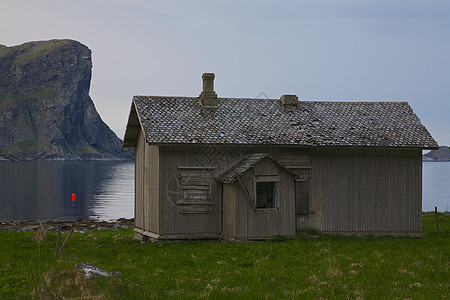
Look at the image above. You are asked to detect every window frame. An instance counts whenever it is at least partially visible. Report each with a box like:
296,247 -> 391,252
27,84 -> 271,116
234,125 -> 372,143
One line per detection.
253,175 -> 280,211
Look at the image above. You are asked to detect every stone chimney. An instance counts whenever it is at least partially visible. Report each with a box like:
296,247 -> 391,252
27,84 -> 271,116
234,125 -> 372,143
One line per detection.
200,73 -> 218,107
280,94 -> 298,105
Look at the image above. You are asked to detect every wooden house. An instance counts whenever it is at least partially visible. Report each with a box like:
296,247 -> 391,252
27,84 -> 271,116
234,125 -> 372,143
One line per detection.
123,73 -> 438,241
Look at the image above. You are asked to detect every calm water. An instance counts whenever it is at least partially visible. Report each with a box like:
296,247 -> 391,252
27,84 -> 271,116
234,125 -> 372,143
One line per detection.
0,161 -> 448,221
422,162 -> 450,212
0,161 -> 134,221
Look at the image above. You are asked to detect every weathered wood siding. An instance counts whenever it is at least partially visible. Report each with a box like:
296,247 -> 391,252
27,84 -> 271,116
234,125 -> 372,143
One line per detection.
144,143 -> 159,234
222,184 -> 236,239
156,145 -> 289,239
279,150 -> 311,215
231,158 -> 296,239
158,146 -> 223,238
135,144 -> 422,239
305,149 -> 422,233
134,132 -> 144,230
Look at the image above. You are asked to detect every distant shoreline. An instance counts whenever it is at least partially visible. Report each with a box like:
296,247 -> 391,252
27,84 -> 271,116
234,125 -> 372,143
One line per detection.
423,146 -> 450,162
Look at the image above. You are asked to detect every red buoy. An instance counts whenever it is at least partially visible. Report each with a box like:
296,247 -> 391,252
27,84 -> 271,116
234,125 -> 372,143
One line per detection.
72,193 -> 76,201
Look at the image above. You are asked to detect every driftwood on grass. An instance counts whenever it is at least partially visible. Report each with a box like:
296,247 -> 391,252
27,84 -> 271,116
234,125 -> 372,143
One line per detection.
55,223 -> 74,257
60,226 -> 74,252
55,226 -> 62,257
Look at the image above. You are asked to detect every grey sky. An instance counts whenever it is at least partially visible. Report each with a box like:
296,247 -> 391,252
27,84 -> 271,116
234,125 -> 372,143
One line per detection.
1,0 -> 449,145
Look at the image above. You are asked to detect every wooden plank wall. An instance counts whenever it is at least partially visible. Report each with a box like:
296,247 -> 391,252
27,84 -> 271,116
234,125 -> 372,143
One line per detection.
137,144 -> 421,237
222,184 -> 236,239
154,145 -> 304,239
144,144 -> 159,234
156,145 -> 282,238
234,158 -> 296,239
134,132 -> 144,230
308,149 -> 422,233
278,150 -> 311,215
158,147 -> 223,237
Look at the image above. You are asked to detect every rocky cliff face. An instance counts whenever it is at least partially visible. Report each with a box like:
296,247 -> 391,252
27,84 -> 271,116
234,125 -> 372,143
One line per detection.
0,40 -> 132,161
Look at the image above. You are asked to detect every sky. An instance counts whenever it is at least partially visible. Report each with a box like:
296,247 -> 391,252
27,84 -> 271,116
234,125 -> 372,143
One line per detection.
1,0 -> 449,145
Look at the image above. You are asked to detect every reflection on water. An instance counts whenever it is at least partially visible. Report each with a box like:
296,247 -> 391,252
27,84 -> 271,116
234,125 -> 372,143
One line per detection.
90,163 -> 134,220
423,162 -> 450,212
0,161 -> 134,221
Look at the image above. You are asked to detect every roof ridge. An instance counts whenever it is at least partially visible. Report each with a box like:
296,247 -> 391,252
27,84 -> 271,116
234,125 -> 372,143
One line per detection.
133,95 -> 408,103
133,95 -> 198,99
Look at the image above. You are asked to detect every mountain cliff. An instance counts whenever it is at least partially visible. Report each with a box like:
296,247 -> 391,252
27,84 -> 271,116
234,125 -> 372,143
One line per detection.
423,146 -> 450,162
0,39 -> 132,161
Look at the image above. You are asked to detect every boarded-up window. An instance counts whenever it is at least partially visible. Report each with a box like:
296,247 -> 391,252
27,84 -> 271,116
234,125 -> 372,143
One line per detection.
279,152 -> 311,170
279,151 -> 312,215
177,167 -> 214,213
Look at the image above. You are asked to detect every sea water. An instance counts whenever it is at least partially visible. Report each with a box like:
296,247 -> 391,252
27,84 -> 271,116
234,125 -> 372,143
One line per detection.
0,161 -> 134,221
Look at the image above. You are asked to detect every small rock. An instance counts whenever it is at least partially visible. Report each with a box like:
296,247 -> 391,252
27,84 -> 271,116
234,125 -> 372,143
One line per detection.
113,223 -> 120,229
61,225 -> 72,231
21,227 -> 33,232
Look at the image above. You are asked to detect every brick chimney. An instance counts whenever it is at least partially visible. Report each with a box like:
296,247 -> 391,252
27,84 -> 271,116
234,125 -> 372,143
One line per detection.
280,94 -> 298,105
200,73 -> 218,107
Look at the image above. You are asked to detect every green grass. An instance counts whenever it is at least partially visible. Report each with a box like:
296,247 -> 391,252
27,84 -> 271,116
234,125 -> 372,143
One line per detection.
12,40 -> 72,66
0,90 -> 28,109
0,45 -> 13,61
1,139 -> 38,152
27,84 -> 58,100
72,144 -> 102,155
0,40 -> 73,66
1,214 -> 448,299
0,84 -> 58,110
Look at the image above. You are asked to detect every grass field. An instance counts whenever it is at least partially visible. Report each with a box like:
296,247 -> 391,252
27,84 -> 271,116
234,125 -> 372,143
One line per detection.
0,213 -> 448,299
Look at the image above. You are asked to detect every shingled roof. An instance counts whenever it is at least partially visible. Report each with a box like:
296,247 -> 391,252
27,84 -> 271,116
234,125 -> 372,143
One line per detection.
123,96 -> 437,149
217,153 -> 297,184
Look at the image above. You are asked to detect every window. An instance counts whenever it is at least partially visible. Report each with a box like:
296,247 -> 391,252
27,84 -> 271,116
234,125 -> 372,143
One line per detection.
256,182 -> 276,208
254,176 -> 280,209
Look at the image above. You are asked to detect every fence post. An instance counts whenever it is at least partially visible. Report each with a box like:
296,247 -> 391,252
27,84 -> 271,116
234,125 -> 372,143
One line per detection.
435,206 -> 439,232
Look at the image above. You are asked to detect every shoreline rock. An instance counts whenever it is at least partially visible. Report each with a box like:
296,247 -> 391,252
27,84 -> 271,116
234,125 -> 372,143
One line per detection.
0,218 -> 134,232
